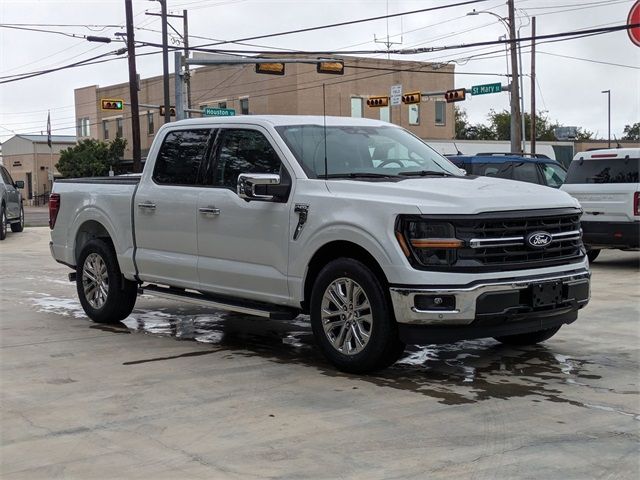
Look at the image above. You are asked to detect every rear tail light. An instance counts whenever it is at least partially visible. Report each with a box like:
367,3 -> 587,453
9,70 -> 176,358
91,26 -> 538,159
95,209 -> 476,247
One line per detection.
634,192 -> 639,217
49,193 -> 60,229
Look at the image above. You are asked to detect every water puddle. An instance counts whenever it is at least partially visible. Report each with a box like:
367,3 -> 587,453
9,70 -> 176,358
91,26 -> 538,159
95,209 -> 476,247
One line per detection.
30,294 -> 639,419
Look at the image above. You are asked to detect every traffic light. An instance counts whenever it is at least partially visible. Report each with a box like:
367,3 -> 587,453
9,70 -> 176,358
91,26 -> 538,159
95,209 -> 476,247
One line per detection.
366,96 -> 389,107
317,60 -> 344,75
402,92 -> 421,104
101,99 -> 124,110
159,106 -> 176,116
444,89 -> 466,103
255,62 -> 285,75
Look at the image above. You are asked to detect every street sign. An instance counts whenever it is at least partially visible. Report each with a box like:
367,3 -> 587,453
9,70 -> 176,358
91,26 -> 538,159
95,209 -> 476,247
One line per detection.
471,83 -> 502,96
628,0 -> 640,47
203,107 -> 236,117
390,84 -> 402,106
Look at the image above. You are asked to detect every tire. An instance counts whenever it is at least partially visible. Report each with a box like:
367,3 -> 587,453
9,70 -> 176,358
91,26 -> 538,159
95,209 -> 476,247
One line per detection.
0,205 -> 6,241
587,249 -> 600,263
494,326 -> 561,346
76,239 -> 138,323
310,258 -> 405,374
10,205 -> 24,233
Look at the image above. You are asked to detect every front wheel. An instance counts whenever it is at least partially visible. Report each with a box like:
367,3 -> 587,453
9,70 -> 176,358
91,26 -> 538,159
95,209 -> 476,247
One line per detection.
494,326 -> 561,346
76,239 -> 138,323
310,258 -> 405,373
10,205 -> 24,232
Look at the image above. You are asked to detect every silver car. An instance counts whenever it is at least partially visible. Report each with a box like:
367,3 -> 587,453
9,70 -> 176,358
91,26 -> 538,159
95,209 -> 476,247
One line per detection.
0,165 -> 25,240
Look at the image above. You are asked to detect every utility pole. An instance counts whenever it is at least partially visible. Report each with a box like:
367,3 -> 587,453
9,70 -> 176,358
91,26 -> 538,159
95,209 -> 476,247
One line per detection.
183,9 -> 192,114
507,0 -> 522,153
160,0 -> 171,123
174,51 -> 185,120
602,89 -> 611,148
530,16 -> 536,156
125,0 -> 141,173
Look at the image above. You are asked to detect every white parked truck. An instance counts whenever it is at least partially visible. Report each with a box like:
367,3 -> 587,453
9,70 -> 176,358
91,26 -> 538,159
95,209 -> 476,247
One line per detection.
50,116 -> 590,373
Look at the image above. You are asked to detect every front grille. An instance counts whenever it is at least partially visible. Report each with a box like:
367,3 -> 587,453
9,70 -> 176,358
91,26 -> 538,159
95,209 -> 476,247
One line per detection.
454,209 -> 584,271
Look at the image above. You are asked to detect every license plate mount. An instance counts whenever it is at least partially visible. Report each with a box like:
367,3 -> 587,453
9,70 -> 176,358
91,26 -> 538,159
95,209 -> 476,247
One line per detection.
531,281 -> 563,308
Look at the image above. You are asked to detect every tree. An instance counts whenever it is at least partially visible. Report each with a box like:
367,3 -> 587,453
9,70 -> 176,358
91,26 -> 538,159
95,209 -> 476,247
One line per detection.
621,123 -> 640,141
56,137 -> 127,178
454,107 -> 496,140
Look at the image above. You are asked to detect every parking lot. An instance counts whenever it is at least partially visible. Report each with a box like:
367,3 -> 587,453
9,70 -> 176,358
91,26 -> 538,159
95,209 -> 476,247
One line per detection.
1,227 -> 638,479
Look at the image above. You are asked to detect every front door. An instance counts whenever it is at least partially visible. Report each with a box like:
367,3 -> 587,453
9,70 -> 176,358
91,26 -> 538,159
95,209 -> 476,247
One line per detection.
1,167 -> 20,219
134,128 -> 215,289
197,127 -> 292,304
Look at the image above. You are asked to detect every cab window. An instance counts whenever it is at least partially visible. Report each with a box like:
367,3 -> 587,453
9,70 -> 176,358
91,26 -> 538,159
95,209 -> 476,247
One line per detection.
153,129 -> 214,185
212,129 -> 282,189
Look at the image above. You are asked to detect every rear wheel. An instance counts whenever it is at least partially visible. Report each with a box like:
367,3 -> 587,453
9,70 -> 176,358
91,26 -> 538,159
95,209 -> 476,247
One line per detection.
0,205 -> 6,240
10,205 -> 24,232
310,258 -> 405,373
587,249 -> 600,263
494,326 -> 561,346
76,239 -> 138,323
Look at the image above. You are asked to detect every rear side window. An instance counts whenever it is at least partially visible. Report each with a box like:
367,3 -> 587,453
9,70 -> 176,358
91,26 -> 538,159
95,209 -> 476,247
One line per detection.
153,129 -> 213,185
512,162 -> 541,184
565,157 -> 639,184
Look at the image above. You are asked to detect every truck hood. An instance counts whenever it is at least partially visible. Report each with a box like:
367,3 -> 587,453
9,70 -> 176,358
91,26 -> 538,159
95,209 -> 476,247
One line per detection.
326,175 -> 581,215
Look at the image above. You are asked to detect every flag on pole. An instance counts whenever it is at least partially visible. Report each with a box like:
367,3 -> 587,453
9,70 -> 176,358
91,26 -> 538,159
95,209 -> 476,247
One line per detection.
47,111 -> 52,148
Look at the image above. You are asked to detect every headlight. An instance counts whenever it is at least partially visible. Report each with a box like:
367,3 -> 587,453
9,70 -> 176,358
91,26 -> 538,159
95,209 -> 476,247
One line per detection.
396,217 -> 461,267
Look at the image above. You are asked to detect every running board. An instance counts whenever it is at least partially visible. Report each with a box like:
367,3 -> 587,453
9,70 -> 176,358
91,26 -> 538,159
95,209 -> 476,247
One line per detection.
140,284 -> 300,321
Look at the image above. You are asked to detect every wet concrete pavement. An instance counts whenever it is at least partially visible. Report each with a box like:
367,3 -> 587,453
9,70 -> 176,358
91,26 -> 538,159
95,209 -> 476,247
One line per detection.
1,228 -> 639,479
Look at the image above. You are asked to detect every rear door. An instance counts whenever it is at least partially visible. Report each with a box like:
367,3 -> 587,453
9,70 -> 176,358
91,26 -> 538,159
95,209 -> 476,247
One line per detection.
562,156 -> 640,223
134,128 -> 215,289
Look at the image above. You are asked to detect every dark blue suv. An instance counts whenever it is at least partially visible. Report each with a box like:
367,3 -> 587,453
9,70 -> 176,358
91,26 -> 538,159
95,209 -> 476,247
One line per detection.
446,153 -> 567,188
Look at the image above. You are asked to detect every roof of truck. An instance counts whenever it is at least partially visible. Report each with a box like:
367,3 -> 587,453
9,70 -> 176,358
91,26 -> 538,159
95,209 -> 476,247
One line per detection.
169,115 -> 395,128
572,148 -> 640,160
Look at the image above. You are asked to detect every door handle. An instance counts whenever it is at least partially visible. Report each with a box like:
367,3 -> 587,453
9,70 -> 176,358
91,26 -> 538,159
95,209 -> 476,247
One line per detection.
198,207 -> 220,216
138,202 -> 156,210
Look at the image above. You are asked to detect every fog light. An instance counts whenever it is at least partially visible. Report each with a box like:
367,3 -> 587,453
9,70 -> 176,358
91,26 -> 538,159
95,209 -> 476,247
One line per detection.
415,295 -> 456,311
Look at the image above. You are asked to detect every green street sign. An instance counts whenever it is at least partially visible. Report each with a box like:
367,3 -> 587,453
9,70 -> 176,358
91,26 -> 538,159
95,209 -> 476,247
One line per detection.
203,107 -> 236,117
471,83 -> 502,96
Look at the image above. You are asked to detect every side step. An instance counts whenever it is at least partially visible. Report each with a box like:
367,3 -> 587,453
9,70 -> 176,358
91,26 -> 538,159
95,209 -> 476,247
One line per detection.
140,284 -> 300,321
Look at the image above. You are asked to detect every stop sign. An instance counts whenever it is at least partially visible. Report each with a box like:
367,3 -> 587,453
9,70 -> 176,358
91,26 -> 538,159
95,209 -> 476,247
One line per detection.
629,0 -> 640,47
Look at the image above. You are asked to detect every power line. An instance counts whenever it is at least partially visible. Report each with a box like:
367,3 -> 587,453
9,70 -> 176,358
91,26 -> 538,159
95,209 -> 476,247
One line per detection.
537,50 -> 640,70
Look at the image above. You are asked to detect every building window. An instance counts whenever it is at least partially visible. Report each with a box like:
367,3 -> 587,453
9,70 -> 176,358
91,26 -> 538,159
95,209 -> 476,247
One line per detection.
409,104 -> 420,125
435,101 -> 446,125
351,97 -> 363,118
102,120 -> 109,140
77,117 -> 90,137
379,106 -> 390,123
240,98 -> 249,115
116,117 -> 123,138
147,112 -> 154,135
218,101 -> 227,108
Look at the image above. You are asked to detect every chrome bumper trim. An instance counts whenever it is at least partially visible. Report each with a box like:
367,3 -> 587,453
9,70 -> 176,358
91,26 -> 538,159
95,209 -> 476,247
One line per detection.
389,269 -> 590,326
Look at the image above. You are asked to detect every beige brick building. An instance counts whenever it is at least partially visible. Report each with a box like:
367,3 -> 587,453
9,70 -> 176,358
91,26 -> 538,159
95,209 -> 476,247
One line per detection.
75,56 -> 456,162
0,135 -> 75,204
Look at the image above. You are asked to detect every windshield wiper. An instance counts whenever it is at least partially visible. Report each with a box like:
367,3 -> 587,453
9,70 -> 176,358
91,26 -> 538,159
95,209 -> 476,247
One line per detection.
397,170 -> 453,177
324,172 -> 398,179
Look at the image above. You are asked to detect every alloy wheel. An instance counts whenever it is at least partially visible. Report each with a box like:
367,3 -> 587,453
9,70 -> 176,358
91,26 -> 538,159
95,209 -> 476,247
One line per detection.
321,277 -> 373,355
82,253 -> 109,309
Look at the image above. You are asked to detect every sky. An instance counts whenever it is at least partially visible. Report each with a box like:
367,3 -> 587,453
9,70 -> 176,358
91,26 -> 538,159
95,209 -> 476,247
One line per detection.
1,0 -> 639,144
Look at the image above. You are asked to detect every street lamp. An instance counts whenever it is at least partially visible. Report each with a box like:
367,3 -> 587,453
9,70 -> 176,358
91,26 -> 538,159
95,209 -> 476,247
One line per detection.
467,7 -> 523,153
601,90 -> 611,148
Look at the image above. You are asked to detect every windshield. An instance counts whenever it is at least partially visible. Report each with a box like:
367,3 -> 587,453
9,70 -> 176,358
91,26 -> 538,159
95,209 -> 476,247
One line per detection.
275,124 -> 461,178
540,162 -> 566,188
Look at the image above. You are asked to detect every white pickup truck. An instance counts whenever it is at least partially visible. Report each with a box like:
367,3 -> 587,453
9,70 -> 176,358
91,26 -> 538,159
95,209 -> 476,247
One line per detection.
50,116 -> 590,373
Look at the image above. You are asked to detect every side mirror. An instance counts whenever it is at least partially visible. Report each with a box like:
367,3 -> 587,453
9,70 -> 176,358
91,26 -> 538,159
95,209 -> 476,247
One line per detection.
14,180 -> 24,189
237,173 -> 281,201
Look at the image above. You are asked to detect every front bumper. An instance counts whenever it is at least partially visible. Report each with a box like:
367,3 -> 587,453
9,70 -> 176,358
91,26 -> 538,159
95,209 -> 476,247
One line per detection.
389,268 -> 590,326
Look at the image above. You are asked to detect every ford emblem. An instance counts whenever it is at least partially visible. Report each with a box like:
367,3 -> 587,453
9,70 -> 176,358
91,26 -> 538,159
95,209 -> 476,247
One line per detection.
526,231 -> 552,249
